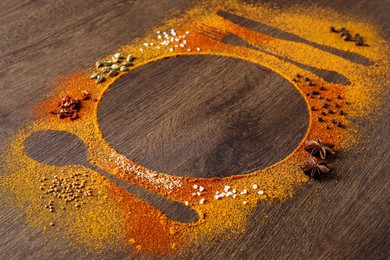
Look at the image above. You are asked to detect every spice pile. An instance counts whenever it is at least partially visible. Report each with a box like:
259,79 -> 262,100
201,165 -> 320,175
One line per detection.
50,95 -> 81,119
49,91 -> 95,120
91,53 -> 134,84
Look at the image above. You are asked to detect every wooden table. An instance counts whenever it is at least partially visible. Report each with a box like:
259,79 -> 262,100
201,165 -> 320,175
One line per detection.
1,0 -> 389,259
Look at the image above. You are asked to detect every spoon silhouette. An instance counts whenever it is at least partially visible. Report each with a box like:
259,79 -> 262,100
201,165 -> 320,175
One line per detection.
24,130 -> 199,223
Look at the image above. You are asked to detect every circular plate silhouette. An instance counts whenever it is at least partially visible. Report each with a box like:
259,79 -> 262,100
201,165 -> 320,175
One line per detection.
98,55 -> 308,178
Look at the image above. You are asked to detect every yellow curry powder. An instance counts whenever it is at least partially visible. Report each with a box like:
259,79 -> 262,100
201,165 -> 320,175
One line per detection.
1,0 -> 389,256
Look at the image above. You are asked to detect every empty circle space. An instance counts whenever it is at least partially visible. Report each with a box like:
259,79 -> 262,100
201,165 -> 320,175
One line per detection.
98,55 -> 309,178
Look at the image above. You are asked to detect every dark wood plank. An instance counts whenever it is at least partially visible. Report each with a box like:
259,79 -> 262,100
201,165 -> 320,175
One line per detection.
1,0 -> 389,259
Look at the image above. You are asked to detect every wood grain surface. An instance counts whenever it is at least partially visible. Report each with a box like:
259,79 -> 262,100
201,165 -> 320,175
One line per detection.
1,0 -> 389,259
98,55 -> 308,178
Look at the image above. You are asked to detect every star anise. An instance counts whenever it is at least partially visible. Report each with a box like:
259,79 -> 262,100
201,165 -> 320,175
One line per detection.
300,156 -> 330,179
304,139 -> 334,160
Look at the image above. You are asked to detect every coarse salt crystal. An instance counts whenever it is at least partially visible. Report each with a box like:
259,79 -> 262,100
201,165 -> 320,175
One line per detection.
183,40 -> 187,44
196,192 -> 201,196
257,190 -> 264,195
150,43 -> 154,46
243,201 -> 247,205
226,191 -> 233,197
240,189 -> 247,195
224,186 -> 230,192
215,191 -> 219,195
214,195 -> 220,200
232,189 -> 237,194
157,30 -> 161,34
139,48 -> 143,52
192,192 -> 197,196
196,47 -> 201,51
143,43 -> 149,47
157,46 -> 160,49
175,38 -> 179,42
157,35 -> 162,39
187,48 -> 191,52
193,184 -> 198,189
185,201 -> 189,205
233,194 -> 237,198
169,48 -> 173,52
179,43 -> 184,47
199,186 -> 204,192
199,198 -> 205,204
252,184 -> 258,189
219,192 -> 226,198
185,31 -> 190,34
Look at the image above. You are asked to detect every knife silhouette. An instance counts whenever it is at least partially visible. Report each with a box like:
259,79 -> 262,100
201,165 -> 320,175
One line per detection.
217,10 -> 372,66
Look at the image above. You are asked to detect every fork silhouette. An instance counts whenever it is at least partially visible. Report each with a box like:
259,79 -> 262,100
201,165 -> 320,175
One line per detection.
194,23 -> 350,85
